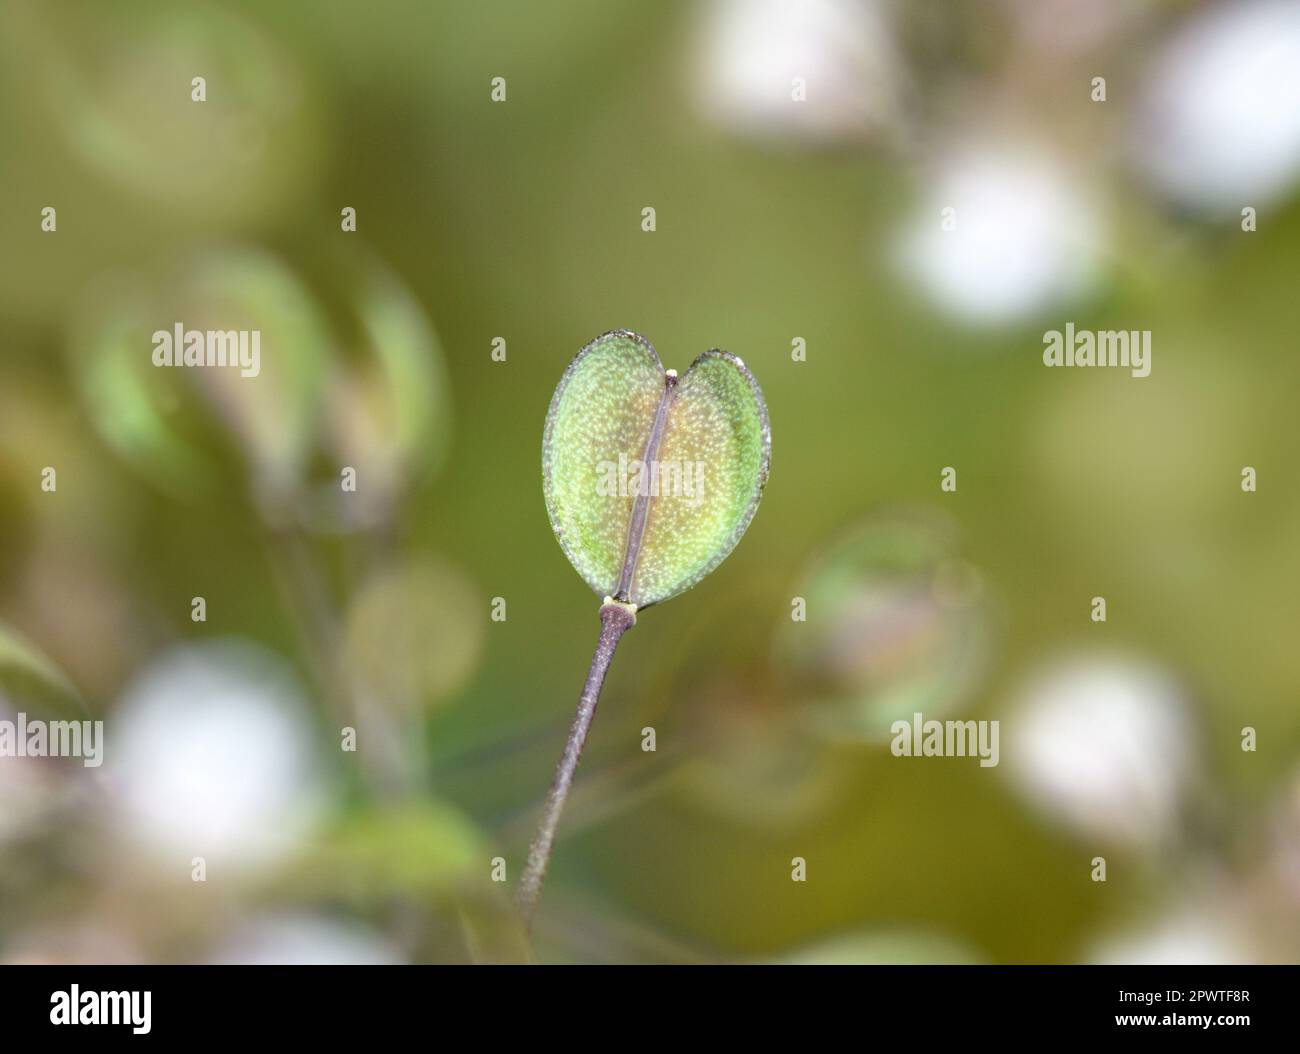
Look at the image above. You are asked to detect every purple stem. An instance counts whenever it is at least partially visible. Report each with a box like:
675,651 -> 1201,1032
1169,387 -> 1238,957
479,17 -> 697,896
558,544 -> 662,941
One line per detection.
615,370 -> 677,601
517,600 -> 637,929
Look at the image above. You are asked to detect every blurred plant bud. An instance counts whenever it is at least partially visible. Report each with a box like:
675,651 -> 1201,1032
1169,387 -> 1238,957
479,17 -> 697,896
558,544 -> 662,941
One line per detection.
68,247 -> 449,529
777,513 -> 991,741
342,557 -> 482,714
174,250 -> 332,502
313,257 -> 452,530
68,249 -> 330,503
1004,655 -> 1197,848
23,1 -> 322,220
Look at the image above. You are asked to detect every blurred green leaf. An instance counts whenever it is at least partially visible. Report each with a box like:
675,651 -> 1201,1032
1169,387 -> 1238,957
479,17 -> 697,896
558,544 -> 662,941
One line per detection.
290,801 -> 484,906
354,265 -> 451,483
0,622 -> 83,718
69,279 -> 219,497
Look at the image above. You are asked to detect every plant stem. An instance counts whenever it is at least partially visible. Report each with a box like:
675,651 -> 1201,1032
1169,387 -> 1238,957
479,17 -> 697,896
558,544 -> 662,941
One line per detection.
517,599 -> 637,929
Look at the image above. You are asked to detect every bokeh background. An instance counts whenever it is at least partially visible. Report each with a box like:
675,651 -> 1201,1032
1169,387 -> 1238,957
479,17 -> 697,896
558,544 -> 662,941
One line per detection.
2,0 -> 1299,964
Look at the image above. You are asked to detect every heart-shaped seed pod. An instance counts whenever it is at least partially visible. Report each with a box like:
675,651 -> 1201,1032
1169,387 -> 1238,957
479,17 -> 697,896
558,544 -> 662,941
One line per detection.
542,329 -> 771,608
520,330 -> 771,929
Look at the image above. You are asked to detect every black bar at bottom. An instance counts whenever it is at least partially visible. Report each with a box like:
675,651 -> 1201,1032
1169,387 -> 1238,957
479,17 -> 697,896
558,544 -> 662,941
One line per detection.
0,964 -> 1293,1040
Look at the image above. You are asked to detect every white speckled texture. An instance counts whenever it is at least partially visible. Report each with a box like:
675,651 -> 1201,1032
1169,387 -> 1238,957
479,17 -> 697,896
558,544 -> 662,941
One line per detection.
543,331 -> 770,607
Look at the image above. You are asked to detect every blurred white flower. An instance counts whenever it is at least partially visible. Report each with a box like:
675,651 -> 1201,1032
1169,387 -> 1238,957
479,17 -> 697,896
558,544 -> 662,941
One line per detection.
693,0 -> 900,143
206,913 -> 402,965
1134,0 -> 1300,210
895,144 -> 1099,325
1004,656 -> 1196,846
1089,898 -> 1253,965
106,641 -> 326,871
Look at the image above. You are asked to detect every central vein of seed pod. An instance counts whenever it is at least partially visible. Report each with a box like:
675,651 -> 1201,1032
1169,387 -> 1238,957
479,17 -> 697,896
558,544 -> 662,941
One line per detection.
614,369 -> 678,602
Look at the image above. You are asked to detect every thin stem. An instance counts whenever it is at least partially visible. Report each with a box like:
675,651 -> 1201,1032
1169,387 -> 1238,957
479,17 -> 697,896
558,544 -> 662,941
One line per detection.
517,600 -> 637,929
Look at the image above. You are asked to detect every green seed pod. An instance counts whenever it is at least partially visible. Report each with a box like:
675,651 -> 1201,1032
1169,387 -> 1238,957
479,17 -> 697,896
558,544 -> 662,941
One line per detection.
542,330 -> 771,608
521,330 -> 771,927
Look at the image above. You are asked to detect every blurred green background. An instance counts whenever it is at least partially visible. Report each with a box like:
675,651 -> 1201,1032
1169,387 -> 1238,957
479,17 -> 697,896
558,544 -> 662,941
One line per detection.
1,0 -> 1299,963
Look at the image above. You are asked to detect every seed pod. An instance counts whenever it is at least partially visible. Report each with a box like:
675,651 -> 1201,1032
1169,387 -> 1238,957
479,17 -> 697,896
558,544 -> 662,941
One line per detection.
542,329 -> 771,608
